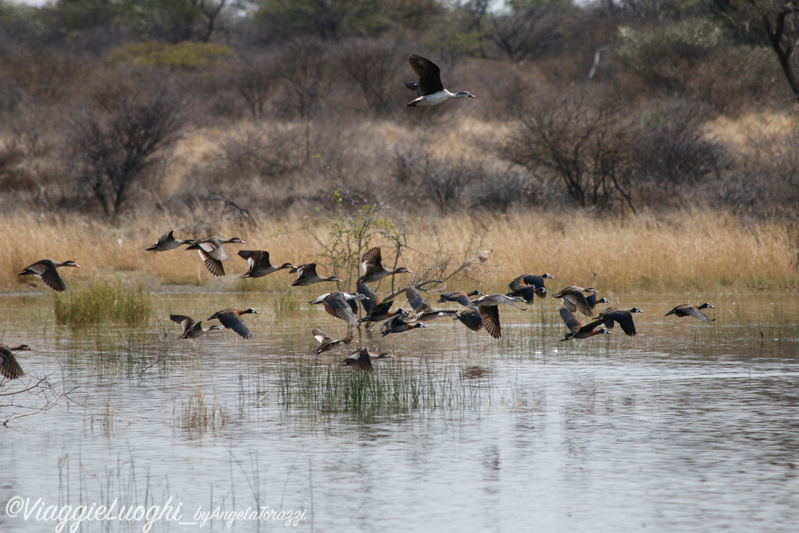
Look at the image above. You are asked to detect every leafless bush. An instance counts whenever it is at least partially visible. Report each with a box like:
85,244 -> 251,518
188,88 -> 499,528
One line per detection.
72,82 -> 185,220
631,98 -> 723,189
469,168 -> 543,212
393,146 -> 483,212
219,126 -> 304,184
235,52 -> 278,120
337,38 -> 406,115
500,93 -> 638,212
274,38 -> 333,120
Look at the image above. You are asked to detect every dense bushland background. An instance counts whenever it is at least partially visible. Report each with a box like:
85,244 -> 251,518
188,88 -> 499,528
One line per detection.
1,0 -> 798,230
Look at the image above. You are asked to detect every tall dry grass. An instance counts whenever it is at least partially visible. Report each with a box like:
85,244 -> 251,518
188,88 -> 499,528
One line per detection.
1,208 -> 796,294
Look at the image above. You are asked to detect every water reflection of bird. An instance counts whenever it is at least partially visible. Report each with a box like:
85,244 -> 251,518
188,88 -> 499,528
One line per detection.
208,308 -> 258,339
0,344 -> 29,380
665,303 -> 715,322
18,259 -> 81,292
340,348 -> 393,371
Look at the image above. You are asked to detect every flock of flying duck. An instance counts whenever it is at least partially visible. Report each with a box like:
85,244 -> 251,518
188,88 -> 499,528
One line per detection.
4,227 -> 716,377
1,55 -> 714,378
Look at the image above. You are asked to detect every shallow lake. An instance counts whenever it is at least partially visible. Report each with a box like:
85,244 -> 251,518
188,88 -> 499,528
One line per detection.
2,288 -> 798,532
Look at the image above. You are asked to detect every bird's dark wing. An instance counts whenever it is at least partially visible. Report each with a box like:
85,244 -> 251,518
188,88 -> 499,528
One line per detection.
408,54 -> 444,95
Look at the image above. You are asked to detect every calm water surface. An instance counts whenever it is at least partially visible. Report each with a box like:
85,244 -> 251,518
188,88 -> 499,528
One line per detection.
1,289 -> 798,532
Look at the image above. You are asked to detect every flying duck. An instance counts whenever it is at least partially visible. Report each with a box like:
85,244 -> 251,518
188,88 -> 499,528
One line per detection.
145,230 -> 195,252
559,307 -> 611,341
469,294 -> 527,339
586,293 -> 611,310
358,247 -> 413,284
356,282 -> 400,325
453,308 -> 484,333
405,54 -> 476,107
0,344 -> 29,380
291,263 -> 342,286
594,307 -> 643,337
436,290 -> 483,308
381,318 -> 427,337
552,286 -> 597,317
170,315 -> 224,339
509,273 -> 553,297
186,237 -> 246,277
312,328 -> 357,355
238,250 -> 295,278
18,259 -> 81,292
208,308 -> 258,339
665,303 -> 715,322
405,286 -> 458,322
309,292 -> 366,326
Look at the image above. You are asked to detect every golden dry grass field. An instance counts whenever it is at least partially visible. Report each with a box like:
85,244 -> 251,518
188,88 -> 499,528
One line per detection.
2,207 -> 797,295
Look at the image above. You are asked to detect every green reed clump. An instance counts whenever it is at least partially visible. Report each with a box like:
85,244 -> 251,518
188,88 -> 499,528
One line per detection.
277,290 -> 301,314
278,358 -> 493,415
54,279 -> 151,326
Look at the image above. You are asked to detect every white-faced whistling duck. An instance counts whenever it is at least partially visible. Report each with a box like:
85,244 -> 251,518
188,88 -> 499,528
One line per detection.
145,230 -> 195,252
405,287 -> 458,322
356,282 -> 400,325
509,273 -> 553,297
586,293 -> 611,310
559,307 -> 611,341
18,259 -> 81,292
312,328 -> 357,355
665,303 -> 715,322
309,292 -> 366,327
208,308 -> 258,339
0,344 -> 29,380
381,319 -> 427,337
290,263 -> 342,286
358,247 -> 413,284
405,54 -> 476,107
506,285 -> 547,305
453,308 -> 484,333
552,286 -> 597,317
186,237 -> 245,277
170,315 -> 224,339
594,307 -> 643,337
380,309 -> 411,334
436,290 -> 483,308
469,294 -> 528,339
238,250 -> 295,279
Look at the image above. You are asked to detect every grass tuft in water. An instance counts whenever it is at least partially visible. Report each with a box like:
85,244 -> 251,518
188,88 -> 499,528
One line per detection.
54,279 -> 151,326
177,382 -> 227,432
278,358 -> 494,416
277,290 -> 301,314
